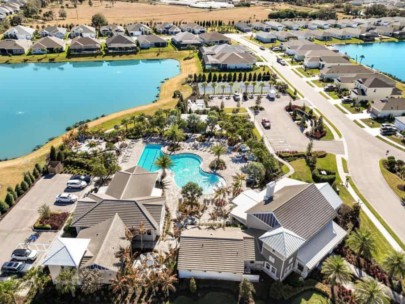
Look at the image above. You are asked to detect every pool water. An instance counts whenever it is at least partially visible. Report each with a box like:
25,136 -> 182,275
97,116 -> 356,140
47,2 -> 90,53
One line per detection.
137,144 -> 224,194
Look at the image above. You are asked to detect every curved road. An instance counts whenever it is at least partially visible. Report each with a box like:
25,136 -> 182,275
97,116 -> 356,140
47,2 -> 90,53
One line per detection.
229,34 -> 405,243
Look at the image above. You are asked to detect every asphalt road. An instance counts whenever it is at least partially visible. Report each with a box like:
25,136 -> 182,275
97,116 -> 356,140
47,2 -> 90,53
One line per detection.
0,174 -> 85,266
229,34 -> 405,244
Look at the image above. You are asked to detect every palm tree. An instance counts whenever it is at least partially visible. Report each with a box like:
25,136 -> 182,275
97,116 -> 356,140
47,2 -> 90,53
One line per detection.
229,82 -> 234,94
121,118 -> 129,133
212,82 -> 217,95
202,82 -> 208,96
238,278 -> 255,303
252,81 -> 257,94
164,124 -> 185,148
55,268 -> 78,297
244,82 -> 250,93
221,84 -> 226,97
232,173 -> 246,197
80,268 -> 102,295
23,267 -> 50,296
321,255 -> 352,302
382,250 -> 405,286
259,82 -> 266,95
211,143 -> 227,164
354,278 -> 390,304
0,278 -> 20,304
214,186 -> 229,208
134,221 -> 147,251
346,227 -> 376,266
159,269 -> 177,298
155,154 -> 173,180
359,54 -> 365,64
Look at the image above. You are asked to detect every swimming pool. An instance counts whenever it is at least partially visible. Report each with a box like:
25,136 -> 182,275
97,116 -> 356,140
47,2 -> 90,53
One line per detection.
137,144 -> 225,194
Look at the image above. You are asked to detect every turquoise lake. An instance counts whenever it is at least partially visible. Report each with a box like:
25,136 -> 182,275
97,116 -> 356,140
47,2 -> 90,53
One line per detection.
336,41 -> 405,81
0,59 -> 180,159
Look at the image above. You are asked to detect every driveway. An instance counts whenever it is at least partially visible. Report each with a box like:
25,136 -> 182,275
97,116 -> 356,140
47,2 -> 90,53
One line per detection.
0,174 -> 85,265
229,34 -> 405,243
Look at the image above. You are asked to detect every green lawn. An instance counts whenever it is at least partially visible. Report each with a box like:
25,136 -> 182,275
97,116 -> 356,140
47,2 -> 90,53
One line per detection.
314,37 -> 363,46
377,136 -> 405,153
282,164 -> 291,175
342,158 -> 349,174
341,103 -> 367,114
296,67 -> 320,78
334,104 -> 348,114
379,159 -> 405,200
290,291 -> 330,304
354,120 -> 365,128
223,107 -> 247,114
289,153 -> 394,263
312,80 -> 326,88
293,69 -> 304,78
314,109 -> 342,139
360,118 -> 381,128
326,91 -> 339,100
387,134 -> 405,148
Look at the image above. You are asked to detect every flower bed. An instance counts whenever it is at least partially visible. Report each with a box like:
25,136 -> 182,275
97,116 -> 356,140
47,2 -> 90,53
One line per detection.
277,151 -> 327,162
312,168 -> 336,184
34,212 -> 69,231
306,129 -> 327,140
336,285 -> 355,304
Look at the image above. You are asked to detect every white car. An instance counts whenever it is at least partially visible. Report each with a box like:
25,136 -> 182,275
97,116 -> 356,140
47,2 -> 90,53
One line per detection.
11,249 -> 38,262
66,180 -> 87,189
56,193 -> 78,203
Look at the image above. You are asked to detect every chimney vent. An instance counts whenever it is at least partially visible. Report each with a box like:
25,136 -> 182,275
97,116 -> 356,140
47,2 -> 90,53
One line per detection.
264,181 -> 276,201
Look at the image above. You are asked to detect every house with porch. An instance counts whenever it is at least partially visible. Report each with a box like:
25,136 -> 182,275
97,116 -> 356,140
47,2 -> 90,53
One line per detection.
282,21 -> 300,30
126,23 -> 152,37
40,26 -> 66,39
137,35 -> 167,49
371,98 -> 405,118
100,24 -> 125,37
199,32 -> 230,45
69,37 -> 101,55
200,44 -> 256,70
251,22 -> 271,32
70,25 -> 96,38
155,23 -> 181,35
255,31 -> 277,43
172,32 -> 202,49
0,39 -> 31,55
4,25 -> 35,40
31,36 -> 66,54
106,35 -> 137,53
351,76 -> 400,102
180,23 -> 205,34
265,21 -> 285,31
235,22 -> 252,33
320,64 -> 371,80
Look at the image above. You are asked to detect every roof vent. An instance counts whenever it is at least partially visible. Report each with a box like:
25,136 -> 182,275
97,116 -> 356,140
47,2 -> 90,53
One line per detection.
264,181 -> 276,202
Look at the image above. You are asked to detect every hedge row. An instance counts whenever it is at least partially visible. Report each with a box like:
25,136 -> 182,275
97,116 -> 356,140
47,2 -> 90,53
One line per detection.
312,168 -> 336,184
277,151 -> 327,162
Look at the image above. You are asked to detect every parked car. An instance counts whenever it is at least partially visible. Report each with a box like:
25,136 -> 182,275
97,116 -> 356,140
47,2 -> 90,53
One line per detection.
71,175 -> 91,183
342,97 -> 353,103
66,180 -> 87,189
261,118 -> 271,129
276,57 -> 286,66
259,46 -> 265,51
380,126 -> 397,135
381,123 -> 395,129
324,85 -> 336,92
272,46 -> 281,51
1,262 -> 25,274
233,92 -> 241,101
11,249 -> 37,262
56,193 -> 78,203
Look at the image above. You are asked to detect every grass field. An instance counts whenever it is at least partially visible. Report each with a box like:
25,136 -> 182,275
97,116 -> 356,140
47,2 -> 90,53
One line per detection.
296,67 -> 320,78
360,118 -> 381,128
314,37 -> 363,46
342,158 -> 349,174
379,159 -> 405,200
0,50 -> 200,200
312,80 -> 326,88
354,120 -> 365,128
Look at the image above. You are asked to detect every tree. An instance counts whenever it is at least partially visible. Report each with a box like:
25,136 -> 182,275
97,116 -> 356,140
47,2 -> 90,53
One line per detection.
88,0 -> 93,6
0,201 -> 9,214
0,278 -> 20,304
354,279 -> 389,304
211,144 -> 227,163
5,193 -> 14,207
232,173 -> 246,197
189,277 -> 197,293
186,114 -> 201,133
346,228 -> 376,265
164,124 -> 185,147
20,181 -> 29,192
243,162 -> 265,186
55,268 -> 77,297
154,154 -> 173,180
91,162 -> 108,184
321,255 -> 352,302
23,0 -> 40,18
159,269 -> 177,298
91,13 -> 108,28
23,267 -> 50,296
59,8 -> 67,19
201,82 -> 208,95
238,279 -> 255,303
359,55 -> 365,64
259,82 -> 266,95
10,15 -> 23,26
213,186 -> 229,208
7,187 -> 17,200
38,204 -> 51,219
206,111 -> 218,133
80,268 -> 102,295
121,118 -> 129,133
50,146 -> 57,161
181,182 -> 203,204
15,184 -> 23,197
382,251 -> 405,285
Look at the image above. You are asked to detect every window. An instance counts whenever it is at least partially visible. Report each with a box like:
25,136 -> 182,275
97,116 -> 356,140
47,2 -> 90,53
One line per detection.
270,266 -> 277,274
147,230 -> 152,236
265,262 -> 270,270
268,256 -> 275,263
297,263 -> 304,272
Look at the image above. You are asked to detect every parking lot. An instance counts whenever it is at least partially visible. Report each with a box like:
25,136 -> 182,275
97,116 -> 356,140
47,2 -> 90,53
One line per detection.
0,174 -> 86,267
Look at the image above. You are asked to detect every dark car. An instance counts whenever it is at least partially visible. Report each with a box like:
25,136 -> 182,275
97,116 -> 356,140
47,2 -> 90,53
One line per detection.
324,85 -> 336,92
71,175 -> 91,183
1,262 -> 25,274
380,127 -> 397,136
261,118 -> 271,129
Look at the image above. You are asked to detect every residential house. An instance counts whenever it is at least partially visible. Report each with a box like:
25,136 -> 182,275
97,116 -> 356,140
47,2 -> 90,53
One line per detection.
200,44 -> 256,70
282,40 -> 313,54
292,44 -> 329,61
70,25 -> 97,38
0,39 -> 31,55
71,166 -> 165,248
392,30 -> 405,39
251,22 -> 271,32
320,64 -> 371,80
351,76 -> 400,101
106,35 -> 137,53
229,179 -> 346,281
43,214 -> 130,285
275,31 -> 297,42
69,37 -> 101,55
327,28 -> 362,40
178,227 -> 259,282
265,21 -> 285,31
312,30 -> 332,41
282,21 -> 300,30
235,22 -> 252,33
318,56 -> 351,70
180,23 -> 205,34
99,24 -> 125,37
255,31 -> 277,43
306,21 -> 318,30
172,32 -> 202,49
289,30 -> 311,40
394,116 -> 405,131
359,32 -> 377,41
372,26 -> 395,37
137,35 -> 167,49
334,73 -> 393,91
40,26 -> 66,39
31,36 -> 66,54
371,98 -> 405,117
311,20 -> 331,29
126,23 -> 152,37
199,32 -> 230,45
155,23 -> 181,35
4,25 -> 35,40
304,51 -> 349,69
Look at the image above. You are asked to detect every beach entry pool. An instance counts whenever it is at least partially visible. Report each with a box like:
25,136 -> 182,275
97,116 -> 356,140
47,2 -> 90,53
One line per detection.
0,59 -> 179,159
137,144 -> 225,194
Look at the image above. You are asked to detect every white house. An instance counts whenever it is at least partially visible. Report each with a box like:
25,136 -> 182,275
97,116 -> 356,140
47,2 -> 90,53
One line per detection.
126,23 -> 152,37
371,98 -> 405,118
394,116 -> 405,131
4,25 -> 35,40
265,21 -> 285,31
70,25 -> 96,38
255,31 -> 277,43
351,76 -> 397,101
40,26 -> 67,39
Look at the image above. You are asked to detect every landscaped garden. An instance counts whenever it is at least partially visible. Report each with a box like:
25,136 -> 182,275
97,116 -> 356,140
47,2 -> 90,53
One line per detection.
34,204 -> 69,231
380,156 -> 405,200
341,101 -> 369,114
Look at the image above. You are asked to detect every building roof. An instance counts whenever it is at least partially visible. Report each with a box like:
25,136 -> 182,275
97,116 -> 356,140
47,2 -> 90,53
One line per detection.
70,37 -> 101,49
178,227 -> 255,274
247,184 -> 337,240
126,23 -> 151,32
42,237 -> 90,267
0,39 -> 31,50
42,26 -> 66,35
77,213 -> 130,271
372,98 -> 405,112
321,64 -> 371,75
255,31 -> 277,39
72,24 -> 96,34
137,34 -> 166,44
105,166 -> 158,199
106,34 -> 135,47
5,25 -> 35,36
32,36 -> 65,49
259,227 -> 306,258
199,32 -> 230,42
320,56 -> 350,64
172,32 -> 201,44
358,76 -> 394,88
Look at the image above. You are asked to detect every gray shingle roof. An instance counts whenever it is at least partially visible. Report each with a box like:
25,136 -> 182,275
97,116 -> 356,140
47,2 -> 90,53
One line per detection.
106,34 -> 135,47
32,36 -> 65,49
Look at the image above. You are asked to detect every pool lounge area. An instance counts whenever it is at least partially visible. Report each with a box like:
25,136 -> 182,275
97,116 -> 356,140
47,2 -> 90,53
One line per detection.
137,144 -> 225,194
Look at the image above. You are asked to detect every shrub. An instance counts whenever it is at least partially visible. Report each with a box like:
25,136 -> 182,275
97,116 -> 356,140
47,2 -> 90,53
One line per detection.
34,222 -> 51,230
7,187 -> 17,200
32,167 -> 40,179
312,168 -> 336,184
24,174 -> 32,187
209,159 -> 226,170
189,277 -> 197,293
27,172 -> 35,184
5,193 -> 15,207
21,181 -> 29,192
0,201 -> 9,214
15,184 -> 24,197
